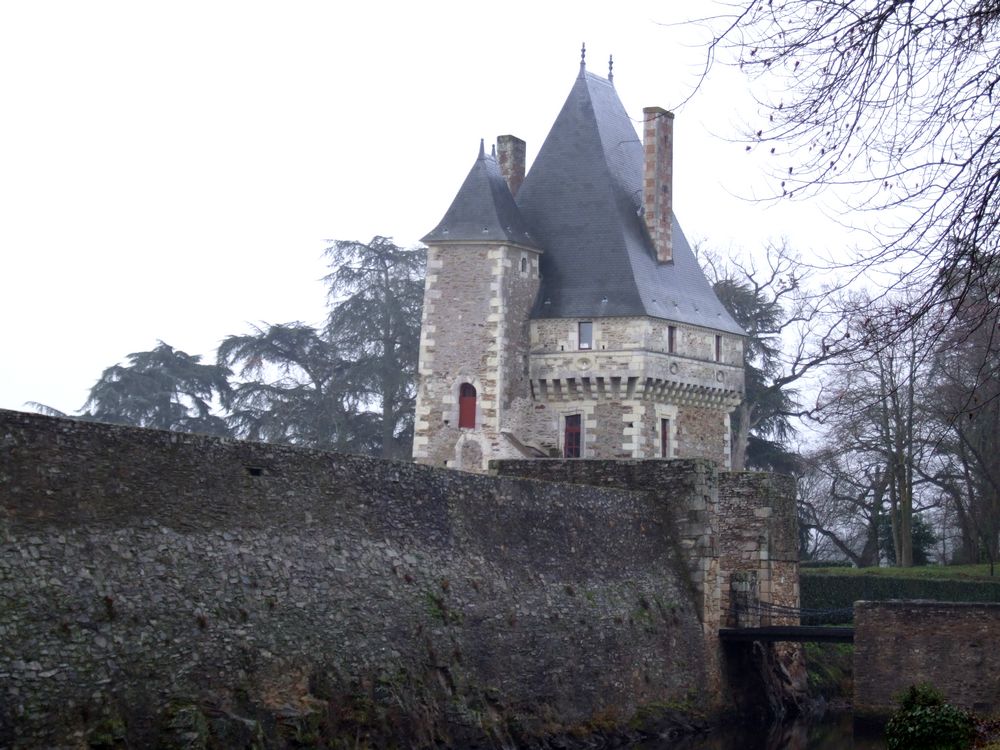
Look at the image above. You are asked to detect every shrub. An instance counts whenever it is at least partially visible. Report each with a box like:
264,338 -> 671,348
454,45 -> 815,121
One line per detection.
885,683 -> 975,750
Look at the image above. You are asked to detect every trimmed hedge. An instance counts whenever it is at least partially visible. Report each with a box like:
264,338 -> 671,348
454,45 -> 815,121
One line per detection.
801,573 -> 1000,624
800,560 -> 853,569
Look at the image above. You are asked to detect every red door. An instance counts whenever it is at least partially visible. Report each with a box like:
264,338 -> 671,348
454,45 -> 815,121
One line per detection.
459,384 -> 476,428
564,414 -> 581,458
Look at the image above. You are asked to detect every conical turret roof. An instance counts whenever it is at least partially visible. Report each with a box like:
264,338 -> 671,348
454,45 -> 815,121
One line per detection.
422,141 -> 539,249
516,68 -> 743,335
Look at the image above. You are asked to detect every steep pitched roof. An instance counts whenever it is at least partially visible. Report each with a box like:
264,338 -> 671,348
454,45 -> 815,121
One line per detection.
516,68 -> 744,336
422,141 -> 539,249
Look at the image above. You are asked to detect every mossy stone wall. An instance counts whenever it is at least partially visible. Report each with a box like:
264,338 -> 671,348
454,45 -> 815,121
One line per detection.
0,409 -> 709,747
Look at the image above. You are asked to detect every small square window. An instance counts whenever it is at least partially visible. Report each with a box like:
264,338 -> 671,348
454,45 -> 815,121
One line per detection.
578,322 -> 593,350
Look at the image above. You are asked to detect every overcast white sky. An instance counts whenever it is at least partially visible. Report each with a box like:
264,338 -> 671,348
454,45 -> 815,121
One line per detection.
0,1 -> 859,414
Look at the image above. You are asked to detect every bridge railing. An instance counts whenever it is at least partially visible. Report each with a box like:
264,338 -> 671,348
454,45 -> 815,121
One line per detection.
732,596 -> 855,627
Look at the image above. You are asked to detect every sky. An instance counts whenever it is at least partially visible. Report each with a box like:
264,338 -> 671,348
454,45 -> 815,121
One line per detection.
0,1 -> 860,415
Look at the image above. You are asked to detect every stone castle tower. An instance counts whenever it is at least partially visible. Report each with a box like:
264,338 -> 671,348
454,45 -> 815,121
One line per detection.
413,54 -> 745,472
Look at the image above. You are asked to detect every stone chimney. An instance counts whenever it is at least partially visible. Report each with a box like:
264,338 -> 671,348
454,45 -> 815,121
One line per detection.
496,135 -> 526,197
643,107 -> 674,264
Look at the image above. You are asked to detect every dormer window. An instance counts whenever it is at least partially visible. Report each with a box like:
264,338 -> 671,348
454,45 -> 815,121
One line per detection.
578,321 -> 593,350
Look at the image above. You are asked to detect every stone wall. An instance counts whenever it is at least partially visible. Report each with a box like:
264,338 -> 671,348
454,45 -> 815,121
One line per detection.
415,253 -> 744,472
531,316 -> 744,364
492,459 -> 802,704
412,241 -> 541,471
717,472 -> 800,625
522,316 -> 742,464
854,601 -> 1000,720
0,410 -> 710,747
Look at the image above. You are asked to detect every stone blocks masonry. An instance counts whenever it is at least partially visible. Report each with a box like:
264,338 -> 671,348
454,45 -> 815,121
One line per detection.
0,409 -> 797,746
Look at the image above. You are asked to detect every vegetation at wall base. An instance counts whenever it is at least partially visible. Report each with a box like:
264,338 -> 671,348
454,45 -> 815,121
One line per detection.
885,684 -> 975,750
801,642 -> 853,706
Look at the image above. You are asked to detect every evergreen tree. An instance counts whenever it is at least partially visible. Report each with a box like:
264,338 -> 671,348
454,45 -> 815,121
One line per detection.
218,322 -> 380,453
78,341 -> 232,436
323,236 -> 425,459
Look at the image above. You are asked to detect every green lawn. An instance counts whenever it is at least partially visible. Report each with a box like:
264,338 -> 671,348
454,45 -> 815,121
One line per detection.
803,564 -> 998,581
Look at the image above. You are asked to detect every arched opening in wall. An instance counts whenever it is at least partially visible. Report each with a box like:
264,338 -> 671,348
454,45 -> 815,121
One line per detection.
458,383 -> 476,428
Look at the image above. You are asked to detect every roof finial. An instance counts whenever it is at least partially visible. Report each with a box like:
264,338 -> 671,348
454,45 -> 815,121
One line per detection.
491,143 -> 496,158
608,54 -> 614,84
580,42 -> 586,68
478,138 -> 485,159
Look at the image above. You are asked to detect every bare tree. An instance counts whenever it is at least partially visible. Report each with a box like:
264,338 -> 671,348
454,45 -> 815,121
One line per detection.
798,447 -> 888,566
702,0 -> 1000,342
812,296 -> 947,566
921,276 -> 1000,568
701,241 -> 847,470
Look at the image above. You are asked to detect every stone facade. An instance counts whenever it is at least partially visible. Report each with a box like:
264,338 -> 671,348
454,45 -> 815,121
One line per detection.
414,241 -> 743,473
0,409 -> 800,746
854,601 -> 1000,721
492,459 -> 800,705
522,317 -> 743,463
413,66 -> 745,473
412,241 -> 541,471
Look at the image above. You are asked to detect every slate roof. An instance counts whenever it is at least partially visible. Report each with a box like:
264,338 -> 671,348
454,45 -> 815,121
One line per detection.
516,68 -> 744,335
422,140 -> 540,249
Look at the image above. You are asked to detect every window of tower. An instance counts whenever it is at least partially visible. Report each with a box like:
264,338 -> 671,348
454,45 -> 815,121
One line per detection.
715,335 -> 723,362
458,383 -> 476,429
668,325 -> 677,354
661,417 -> 671,458
578,322 -> 593,350
564,414 -> 582,458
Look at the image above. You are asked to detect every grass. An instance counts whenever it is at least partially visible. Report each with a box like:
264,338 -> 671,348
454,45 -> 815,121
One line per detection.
803,564 -> 998,581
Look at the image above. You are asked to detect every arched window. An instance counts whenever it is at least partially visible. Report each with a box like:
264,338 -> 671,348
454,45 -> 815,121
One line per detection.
520,256 -> 528,274
458,383 -> 476,429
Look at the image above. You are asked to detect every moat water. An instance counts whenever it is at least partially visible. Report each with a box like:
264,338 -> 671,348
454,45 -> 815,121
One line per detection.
636,714 -> 886,749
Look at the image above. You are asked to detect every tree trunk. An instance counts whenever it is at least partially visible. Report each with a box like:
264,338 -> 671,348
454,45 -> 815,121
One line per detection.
730,402 -> 751,471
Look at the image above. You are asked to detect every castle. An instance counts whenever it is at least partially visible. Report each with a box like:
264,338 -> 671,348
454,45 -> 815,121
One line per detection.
413,51 -> 745,472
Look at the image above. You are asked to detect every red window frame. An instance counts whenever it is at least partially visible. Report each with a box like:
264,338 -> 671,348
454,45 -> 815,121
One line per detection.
458,383 -> 476,429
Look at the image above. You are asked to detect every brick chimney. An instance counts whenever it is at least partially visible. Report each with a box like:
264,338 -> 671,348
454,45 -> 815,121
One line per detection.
643,107 -> 674,264
496,134 -> 526,197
